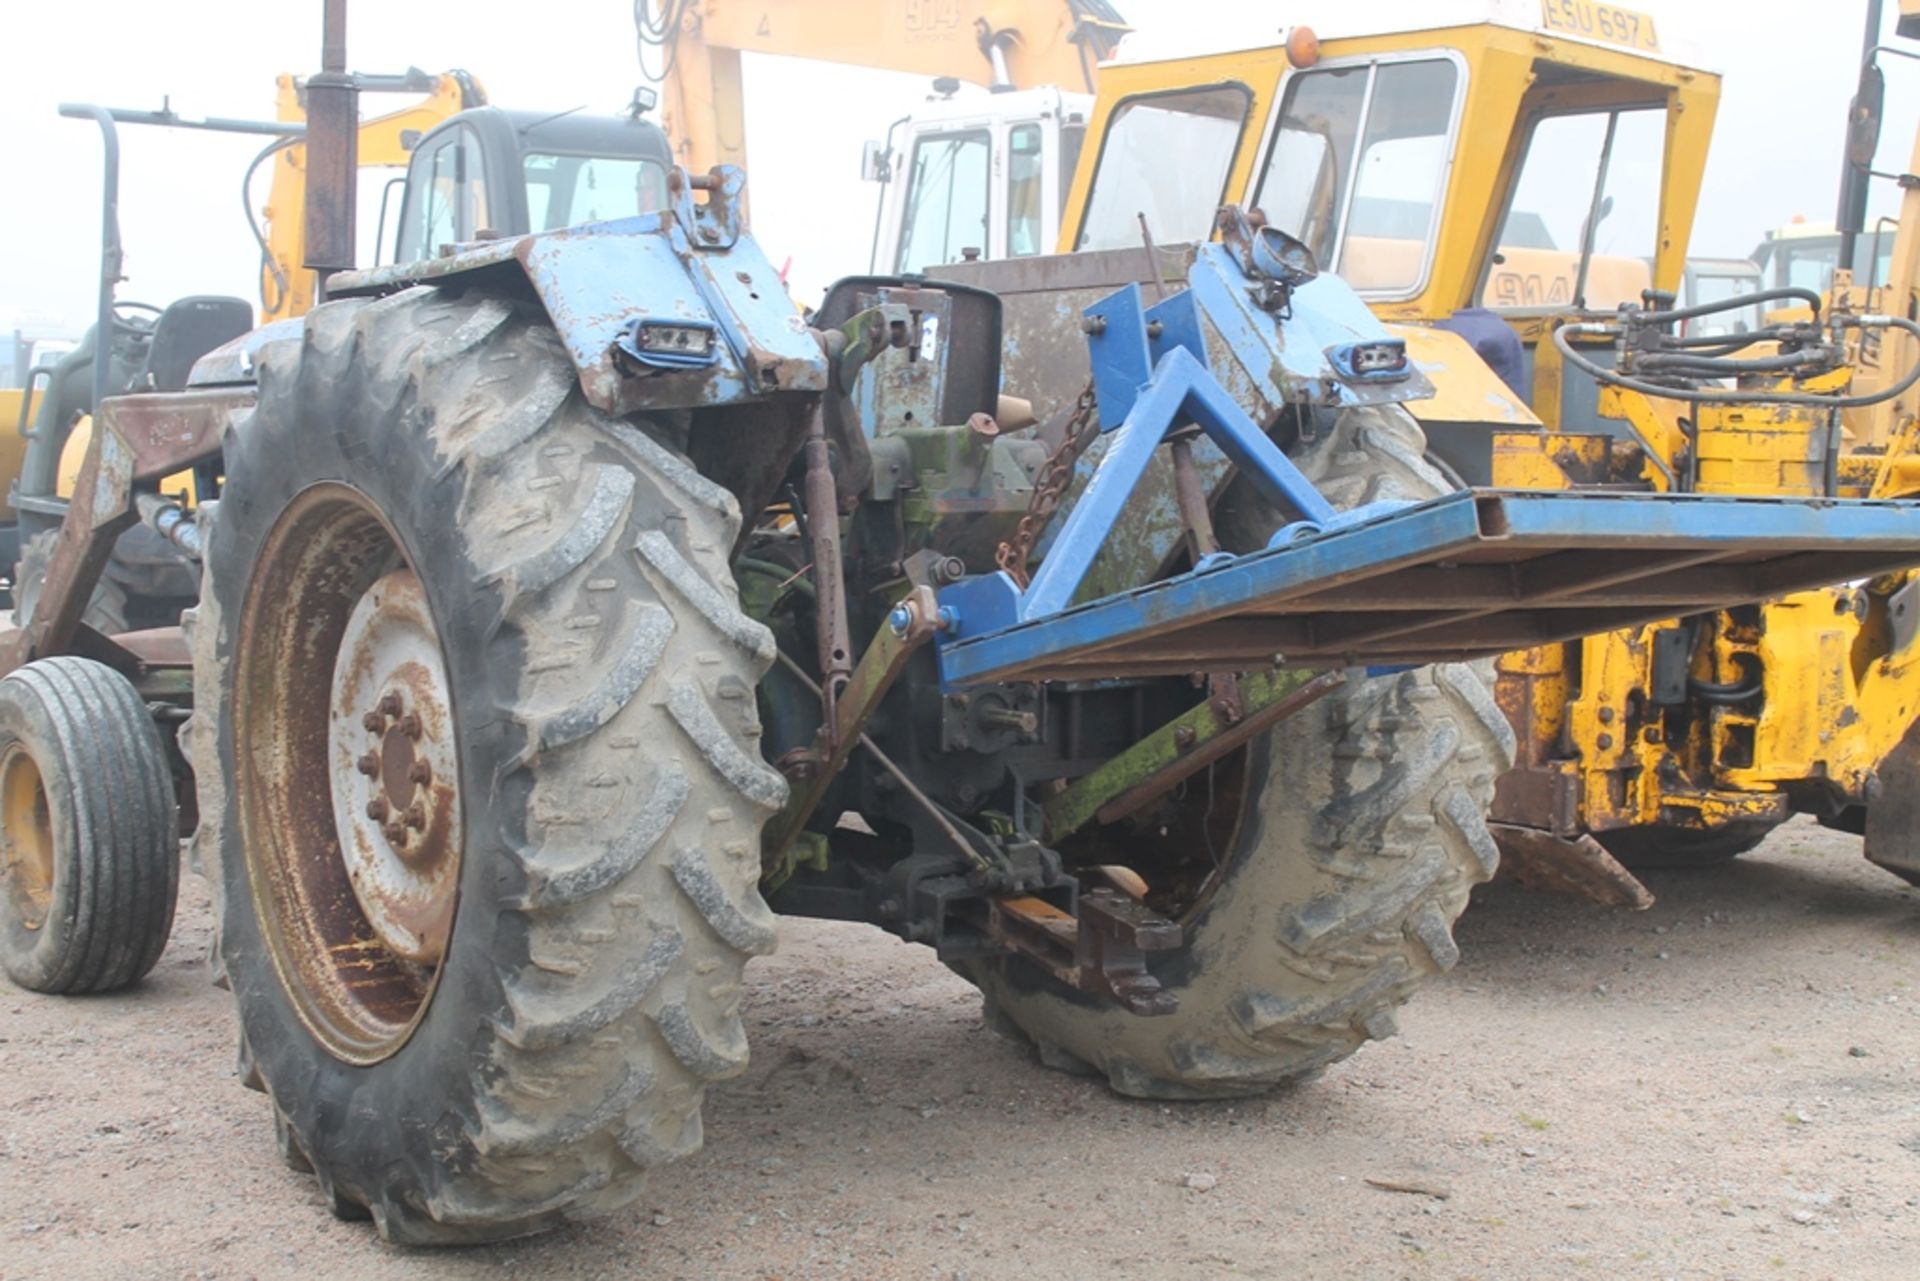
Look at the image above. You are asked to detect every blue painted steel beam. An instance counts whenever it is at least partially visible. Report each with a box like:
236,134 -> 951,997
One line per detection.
936,489 -> 1920,686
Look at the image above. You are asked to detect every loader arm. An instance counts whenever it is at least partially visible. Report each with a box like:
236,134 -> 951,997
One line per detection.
638,0 -> 1127,173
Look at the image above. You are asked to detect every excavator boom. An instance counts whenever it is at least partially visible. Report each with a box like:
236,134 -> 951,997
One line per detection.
639,0 -> 1126,172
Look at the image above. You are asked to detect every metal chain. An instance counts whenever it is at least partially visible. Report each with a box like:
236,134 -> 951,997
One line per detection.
995,381 -> 1100,588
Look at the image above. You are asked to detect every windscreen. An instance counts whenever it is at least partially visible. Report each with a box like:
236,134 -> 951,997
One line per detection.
1078,85 -> 1250,252
1481,107 -> 1665,310
1253,57 -> 1461,295
894,130 -> 992,274
522,152 -> 670,231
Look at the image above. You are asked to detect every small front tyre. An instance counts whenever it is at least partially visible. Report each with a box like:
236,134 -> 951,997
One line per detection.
0,656 -> 179,994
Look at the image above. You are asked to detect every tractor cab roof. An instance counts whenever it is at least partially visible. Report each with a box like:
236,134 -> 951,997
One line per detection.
417,105 -> 673,165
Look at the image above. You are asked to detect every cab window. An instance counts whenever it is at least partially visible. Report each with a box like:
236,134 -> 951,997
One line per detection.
894,129 -> 992,274
397,127 -> 487,262
1007,124 -> 1046,257
1481,107 -> 1665,310
1252,57 -> 1461,295
523,153 -> 670,231
1685,269 -> 1763,337
1079,85 -> 1250,252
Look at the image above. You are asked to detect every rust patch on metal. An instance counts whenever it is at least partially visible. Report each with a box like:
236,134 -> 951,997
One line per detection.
1491,822 -> 1655,910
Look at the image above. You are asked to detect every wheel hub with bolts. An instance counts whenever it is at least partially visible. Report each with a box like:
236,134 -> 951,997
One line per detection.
329,568 -> 461,966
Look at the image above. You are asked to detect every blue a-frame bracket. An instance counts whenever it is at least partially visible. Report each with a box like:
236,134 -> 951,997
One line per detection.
940,282 -> 1401,636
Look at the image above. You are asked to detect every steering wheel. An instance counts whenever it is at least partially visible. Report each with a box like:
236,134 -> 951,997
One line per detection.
110,301 -> 163,335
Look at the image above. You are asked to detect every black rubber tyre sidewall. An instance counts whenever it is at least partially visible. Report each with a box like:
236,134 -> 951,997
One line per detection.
204,333 -> 526,1218
1597,821 -> 1775,869
0,657 -> 178,993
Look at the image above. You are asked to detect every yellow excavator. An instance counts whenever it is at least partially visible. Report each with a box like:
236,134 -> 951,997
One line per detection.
633,0 -> 1130,275
924,2 -> 1920,902
637,0 -> 1127,173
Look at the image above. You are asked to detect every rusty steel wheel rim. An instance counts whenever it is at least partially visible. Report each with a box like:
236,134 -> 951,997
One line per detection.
234,484 -> 462,1064
0,744 -> 56,932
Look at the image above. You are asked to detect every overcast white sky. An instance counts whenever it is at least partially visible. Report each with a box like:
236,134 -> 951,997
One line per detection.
0,0 -> 1911,336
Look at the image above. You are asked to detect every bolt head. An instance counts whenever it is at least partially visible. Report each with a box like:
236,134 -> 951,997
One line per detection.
399,712 -> 423,739
357,752 -> 381,777
408,759 -> 432,786
378,692 -> 403,718
362,712 -> 386,733
406,801 -> 427,830
935,605 -> 960,633
887,604 -> 914,636
384,821 -> 409,845
365,797 -> 389,822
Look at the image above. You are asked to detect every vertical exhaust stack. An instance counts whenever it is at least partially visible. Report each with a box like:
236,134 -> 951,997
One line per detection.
303,0 -> 359,294
1835,0 -> 1885,273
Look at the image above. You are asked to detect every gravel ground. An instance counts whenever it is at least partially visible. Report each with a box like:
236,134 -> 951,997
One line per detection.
3,816 -> 1918,1280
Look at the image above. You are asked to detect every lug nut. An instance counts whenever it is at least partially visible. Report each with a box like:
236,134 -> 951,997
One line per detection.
378,692 -> 403,717
384,820 -> 409,845
356,752 -> 381,777
399,713 -> 423,740
365,797 -> 389,822
406,801 -> 427,830
409,759 -> 432,786
362,711 -> 385,733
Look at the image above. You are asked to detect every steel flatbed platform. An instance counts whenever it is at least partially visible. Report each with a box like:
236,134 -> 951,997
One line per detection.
936,489 -> 1920,685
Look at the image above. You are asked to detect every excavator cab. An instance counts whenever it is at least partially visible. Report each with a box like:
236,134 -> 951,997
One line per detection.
390,106 -> 675,262
865,86 -> 1090,274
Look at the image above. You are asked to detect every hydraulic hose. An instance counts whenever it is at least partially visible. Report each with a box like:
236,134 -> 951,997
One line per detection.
1633,286 -> 1823,327
1555,315 -> 1920,410
1633,348 -> 1838,376
243,135 -> 301,317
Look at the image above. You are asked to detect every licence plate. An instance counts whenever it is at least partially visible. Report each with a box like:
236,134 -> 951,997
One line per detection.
1538,0 -> 1661,52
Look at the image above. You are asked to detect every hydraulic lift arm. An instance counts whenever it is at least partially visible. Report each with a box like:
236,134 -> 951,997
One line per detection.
637,0 -> 1127,173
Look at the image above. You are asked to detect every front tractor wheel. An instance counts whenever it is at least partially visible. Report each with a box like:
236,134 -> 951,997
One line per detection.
191,289 -> 785,1243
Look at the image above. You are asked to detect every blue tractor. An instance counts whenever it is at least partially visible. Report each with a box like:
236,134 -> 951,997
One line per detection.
5,7 -> 1920,1244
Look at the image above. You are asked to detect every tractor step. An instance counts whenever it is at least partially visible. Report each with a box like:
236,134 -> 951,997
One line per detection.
937,489 -> 1920,685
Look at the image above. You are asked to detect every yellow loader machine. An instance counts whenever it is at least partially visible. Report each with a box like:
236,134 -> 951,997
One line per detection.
932,3 -> 1920,902
2,0 -> 1920,1247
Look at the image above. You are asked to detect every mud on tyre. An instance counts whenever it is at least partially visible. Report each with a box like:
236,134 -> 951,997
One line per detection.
968,406 -> 1516,1098
188,287 -> 785,1243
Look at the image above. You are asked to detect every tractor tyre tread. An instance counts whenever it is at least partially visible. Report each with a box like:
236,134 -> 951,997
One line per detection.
13,529 -> 131,637
975,405 -> 1512,1099
190,287 -> 780,1245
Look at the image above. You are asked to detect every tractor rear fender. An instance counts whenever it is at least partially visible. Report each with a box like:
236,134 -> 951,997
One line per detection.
212,165 -> 830,416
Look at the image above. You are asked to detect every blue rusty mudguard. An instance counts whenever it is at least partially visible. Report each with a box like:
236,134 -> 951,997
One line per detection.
935,489 -> 1920,686
326,166 -> 827,416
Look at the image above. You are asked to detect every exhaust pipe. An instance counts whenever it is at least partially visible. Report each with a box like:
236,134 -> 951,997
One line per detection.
303,0 -> 359,290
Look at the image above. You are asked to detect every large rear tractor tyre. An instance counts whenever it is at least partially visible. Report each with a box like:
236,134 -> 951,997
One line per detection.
969,406 -> 1515,1098
187,288 -> 785,1244
12,530 -> 130,637
0,656 -> 178,994
1596,822 -> 1775,869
